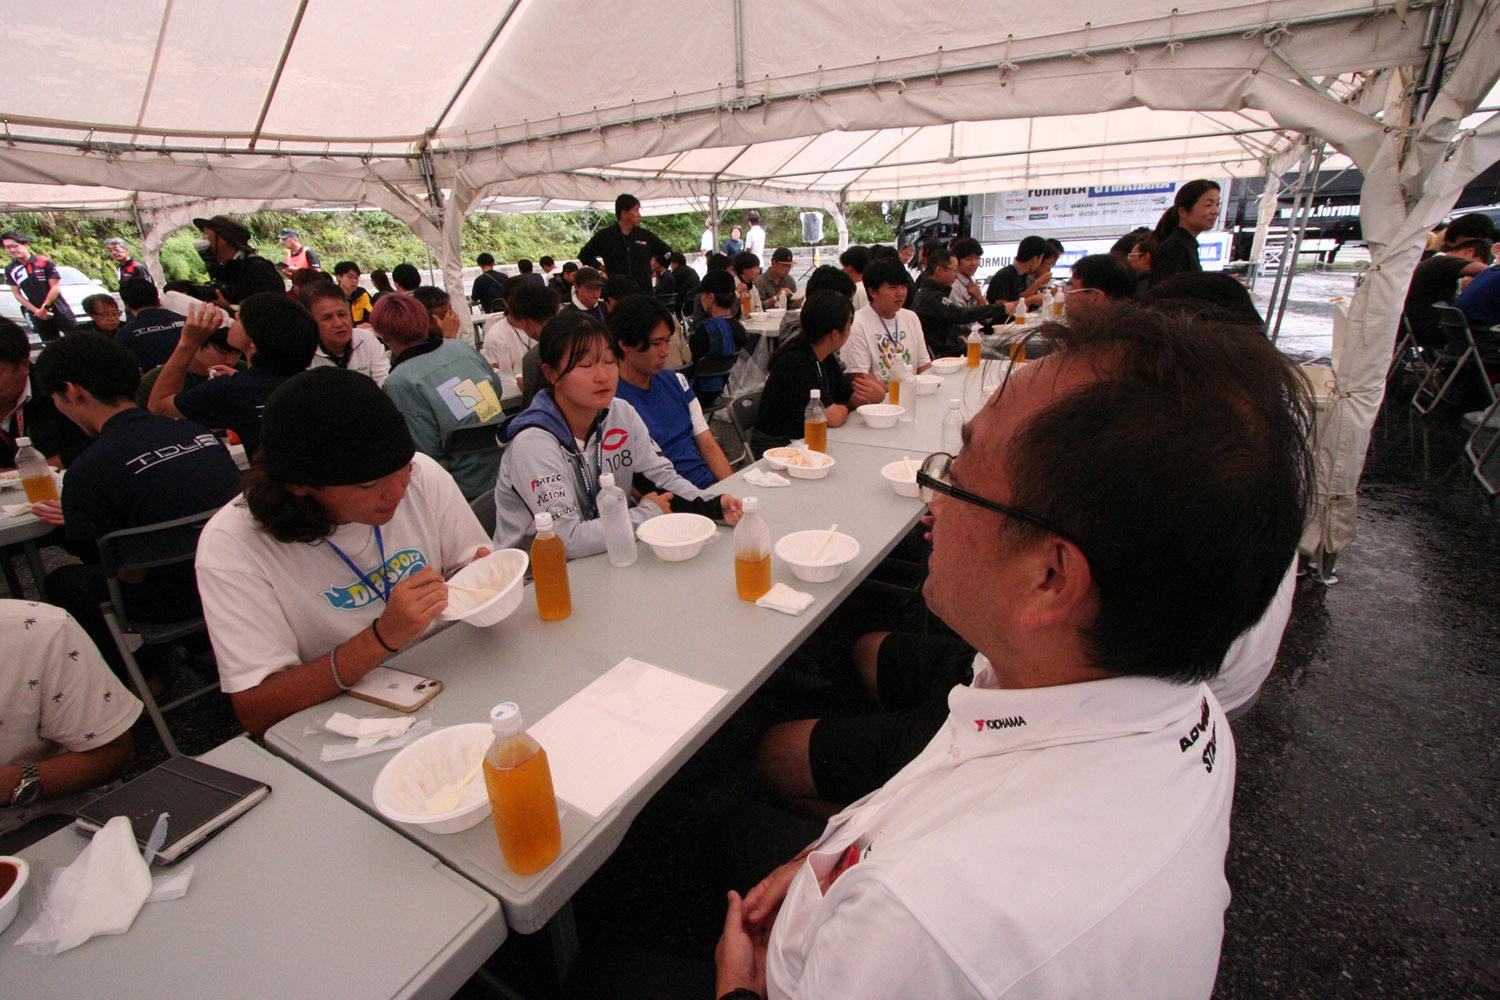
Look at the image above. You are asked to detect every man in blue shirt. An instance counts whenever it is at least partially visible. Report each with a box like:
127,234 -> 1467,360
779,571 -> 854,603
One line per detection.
31,333 -> 242,682
115,278 -> 186,371
1454,265 -> 1500,367
609,295 -> 732,489
148,292 -> 318,456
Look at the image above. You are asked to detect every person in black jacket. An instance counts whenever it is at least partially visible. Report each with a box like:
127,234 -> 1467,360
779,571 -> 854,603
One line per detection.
194,215 -> 285,310
0,318 -> 90,468
471,253 -> 510,314
577,193 -> 672,292
1148,180 -> 1220,285
753,286 -> 886,456
911,248 -> 1007,359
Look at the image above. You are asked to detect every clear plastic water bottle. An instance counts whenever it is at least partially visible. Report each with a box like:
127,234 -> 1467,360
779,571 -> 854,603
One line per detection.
482,702 -> 561,875
597,472 -> 636,567
733,497 -> 772,602
803,389 -> 827,453
941,399 -> 963,456
13,437 -> 57,504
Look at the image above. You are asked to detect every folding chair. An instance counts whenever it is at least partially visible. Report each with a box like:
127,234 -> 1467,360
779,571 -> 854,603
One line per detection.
1411,306 -> 1496,416
685,352 -> 741,420
725,390 -> 761,468
444,416 -> 508,457
1387,312 -> 1431,392
97,510 -> 222,756
469,488 -> 498,536
1465,395 -> 1500,501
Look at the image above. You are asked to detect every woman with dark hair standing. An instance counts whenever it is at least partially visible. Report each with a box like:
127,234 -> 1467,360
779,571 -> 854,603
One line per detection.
753,288 -> 886,456
1149,180 -> 1221,285
195,367 -> 491,735
492,309 -> 740,557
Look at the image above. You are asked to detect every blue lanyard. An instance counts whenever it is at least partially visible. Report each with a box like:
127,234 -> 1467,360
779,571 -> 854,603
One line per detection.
876,313 -> 902,362
324,526 -> 391,605
565,418 -> 607,519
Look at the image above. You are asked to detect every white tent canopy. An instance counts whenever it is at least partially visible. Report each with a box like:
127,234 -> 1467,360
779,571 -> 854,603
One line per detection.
3,0 -> 1500,562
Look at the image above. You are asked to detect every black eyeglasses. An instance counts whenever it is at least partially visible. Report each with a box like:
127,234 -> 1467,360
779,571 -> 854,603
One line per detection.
916,452 -> 1082,549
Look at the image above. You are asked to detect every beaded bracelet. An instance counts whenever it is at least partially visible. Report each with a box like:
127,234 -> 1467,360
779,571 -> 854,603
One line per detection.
328,644 -> 351,691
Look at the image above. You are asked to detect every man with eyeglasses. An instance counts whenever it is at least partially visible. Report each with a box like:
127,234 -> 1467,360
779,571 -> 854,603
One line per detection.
1062,253 -> 1137,324
723,305 -> 1312,1000
910,247 -> 1008,359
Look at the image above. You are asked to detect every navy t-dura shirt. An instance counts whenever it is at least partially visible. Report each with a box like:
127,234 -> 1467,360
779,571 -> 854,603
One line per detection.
61,408 -> 241,610
173,366 -> 290,456
116,307 -> 186,370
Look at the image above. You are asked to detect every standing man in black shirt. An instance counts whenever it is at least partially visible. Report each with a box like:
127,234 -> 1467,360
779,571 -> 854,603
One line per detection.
578,193 -> 671,292
104,237 -> 153,288
2,231 -> 77,343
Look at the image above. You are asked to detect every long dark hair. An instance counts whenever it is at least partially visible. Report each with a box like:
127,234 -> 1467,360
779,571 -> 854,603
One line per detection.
771,289 -> 853,364
1153,179 -> 1220,241
243,464 -> 338,543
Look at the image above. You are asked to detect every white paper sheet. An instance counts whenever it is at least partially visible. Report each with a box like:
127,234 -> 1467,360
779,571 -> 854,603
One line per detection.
528,658 -> 728,819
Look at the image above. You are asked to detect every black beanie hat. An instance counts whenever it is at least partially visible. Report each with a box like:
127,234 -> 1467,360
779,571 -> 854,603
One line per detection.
259,368 -> 415,487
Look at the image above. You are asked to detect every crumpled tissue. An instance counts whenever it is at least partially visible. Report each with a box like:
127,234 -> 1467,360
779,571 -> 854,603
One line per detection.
16,816 -> 151,954
744,468 -> 791,488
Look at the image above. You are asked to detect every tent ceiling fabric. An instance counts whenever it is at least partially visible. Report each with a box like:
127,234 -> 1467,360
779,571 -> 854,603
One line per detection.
0,0 -> 1460,214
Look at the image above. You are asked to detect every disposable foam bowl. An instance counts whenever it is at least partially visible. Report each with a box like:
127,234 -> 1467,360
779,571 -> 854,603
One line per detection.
636,512 -> 716,562
880,460 -> 922,498
373,723 -> 493,834
858,404 -> 905,429
439,548 -> 529,627
782,451 -> 836,480
775,530 -> 861,583
762,446 -> 802,470
0,856 -> 28,934
914,373 -> 944,395
930,357 -> 965,374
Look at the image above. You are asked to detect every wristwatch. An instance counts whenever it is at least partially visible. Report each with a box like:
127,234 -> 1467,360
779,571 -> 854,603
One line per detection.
10,763 -> 42,807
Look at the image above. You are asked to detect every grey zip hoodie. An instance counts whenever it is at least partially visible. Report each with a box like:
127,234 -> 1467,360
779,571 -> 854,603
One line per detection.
493,390 -> 718,557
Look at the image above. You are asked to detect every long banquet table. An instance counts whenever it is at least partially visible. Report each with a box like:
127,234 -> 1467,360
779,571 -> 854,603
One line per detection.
263,366 -> 985,938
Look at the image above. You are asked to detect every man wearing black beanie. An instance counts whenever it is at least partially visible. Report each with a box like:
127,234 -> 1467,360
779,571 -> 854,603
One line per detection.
148,294 -> 319,455
195,367 -> 493,735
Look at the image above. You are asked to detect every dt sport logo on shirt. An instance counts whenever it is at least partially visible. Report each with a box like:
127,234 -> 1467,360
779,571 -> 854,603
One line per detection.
321,549 -> 427,610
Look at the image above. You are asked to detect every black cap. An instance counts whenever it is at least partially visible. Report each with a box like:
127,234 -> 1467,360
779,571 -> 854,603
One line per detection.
259,368 -> 415,487
772,247 -> 793,263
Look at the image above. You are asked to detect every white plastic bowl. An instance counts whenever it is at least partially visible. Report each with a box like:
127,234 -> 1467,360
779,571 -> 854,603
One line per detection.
783,451 -> 836,480
930,357 -> 965,373
762,446 -> 802,470
880,460 -> 922,498
775,530 -> 861,583
440,549 -> 528,626
858,404 -> 905,428
0,856 -> 28,934
913,373 -> 944,395
636,512 -> 717,561
373,723 -> 493,834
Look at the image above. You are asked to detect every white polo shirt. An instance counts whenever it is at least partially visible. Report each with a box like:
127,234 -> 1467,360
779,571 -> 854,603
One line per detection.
196,454 -> 488,694
840,304 -> 929,382
766,655 -> 1235,1000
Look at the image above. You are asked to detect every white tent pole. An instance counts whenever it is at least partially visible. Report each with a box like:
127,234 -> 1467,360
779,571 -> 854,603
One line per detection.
1247,157 -> 1279,285
831,202 -> 850,254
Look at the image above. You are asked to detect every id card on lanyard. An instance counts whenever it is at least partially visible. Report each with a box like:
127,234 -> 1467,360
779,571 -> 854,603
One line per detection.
877,314 -> 904,374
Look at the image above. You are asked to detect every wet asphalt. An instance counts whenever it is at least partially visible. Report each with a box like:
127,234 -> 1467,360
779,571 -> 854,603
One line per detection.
17,356 -> 1499,999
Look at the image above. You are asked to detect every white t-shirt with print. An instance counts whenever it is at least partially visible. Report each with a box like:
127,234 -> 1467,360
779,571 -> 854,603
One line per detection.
0,601 -> 143,833
840,304 -> 929,381
196,454 -> 489,694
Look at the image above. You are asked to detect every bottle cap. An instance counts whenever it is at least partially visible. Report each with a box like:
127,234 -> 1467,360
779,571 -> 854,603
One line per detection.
809,389 -> 821,400
533,511 -> 553,532
948,399 -> 960,408
741,497 -> 758,513
14,436 -> 30,447
600,473 -> 616,489
490,701 -> 523,736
